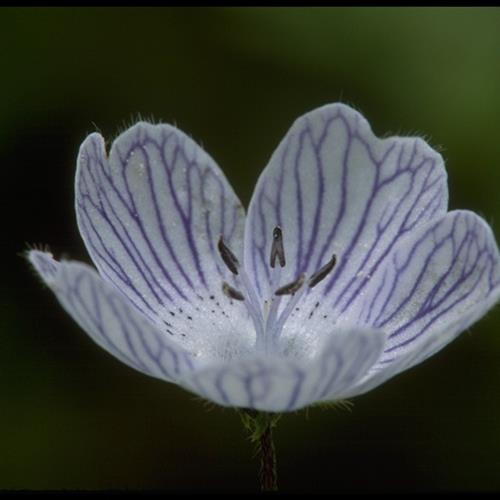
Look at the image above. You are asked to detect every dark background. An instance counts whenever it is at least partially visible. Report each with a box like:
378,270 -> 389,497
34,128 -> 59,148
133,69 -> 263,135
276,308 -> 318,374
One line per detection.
3,7 -> 500,492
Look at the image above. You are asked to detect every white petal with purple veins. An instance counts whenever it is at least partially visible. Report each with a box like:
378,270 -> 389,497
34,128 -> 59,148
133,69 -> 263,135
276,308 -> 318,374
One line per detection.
355,210 -> 500,364
76,123 -> 252,352
244,103 -> 448,332
28,251 -> 196,383
342,287 -> 500,399
180,326 -> 386,411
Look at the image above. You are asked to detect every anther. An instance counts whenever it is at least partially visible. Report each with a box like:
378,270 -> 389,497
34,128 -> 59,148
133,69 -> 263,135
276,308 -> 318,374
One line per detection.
275,273 -> 305,296
218,236 -> 239,275
308,254 -> 337,288
222,282 -> 245,301
270,226 -> 286,268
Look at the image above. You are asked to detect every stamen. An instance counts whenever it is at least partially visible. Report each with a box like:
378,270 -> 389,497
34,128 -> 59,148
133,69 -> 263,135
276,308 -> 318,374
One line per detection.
270,226 -> 286,268
275,273 -> 305,296
222,282 -> 245,301
217,235 -> 266,350
264,231 -> 284,352
308,254 -> 337,288
269,282 -> 308,344
216,228 -> 340,355
217,236 -> 239,275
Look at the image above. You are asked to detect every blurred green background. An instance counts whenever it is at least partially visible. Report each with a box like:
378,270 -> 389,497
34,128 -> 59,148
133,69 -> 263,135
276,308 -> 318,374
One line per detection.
3,6 -> 500,492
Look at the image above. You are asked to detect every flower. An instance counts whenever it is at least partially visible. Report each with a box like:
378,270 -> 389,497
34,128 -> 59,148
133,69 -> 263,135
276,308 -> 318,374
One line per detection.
28,103 -> 500,412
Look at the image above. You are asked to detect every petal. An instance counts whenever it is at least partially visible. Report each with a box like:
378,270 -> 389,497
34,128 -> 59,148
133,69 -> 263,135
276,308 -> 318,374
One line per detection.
180,326 -> 386,412
76,123 -> 246,332
28,250 -> 196,383
357,210 -> 500,366
343,288 -> 500,399
244,103 -> 448,323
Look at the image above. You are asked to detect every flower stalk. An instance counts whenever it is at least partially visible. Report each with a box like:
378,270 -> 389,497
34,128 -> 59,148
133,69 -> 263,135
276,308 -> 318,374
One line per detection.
259,421 -> 277,491
239,410 -> 281,492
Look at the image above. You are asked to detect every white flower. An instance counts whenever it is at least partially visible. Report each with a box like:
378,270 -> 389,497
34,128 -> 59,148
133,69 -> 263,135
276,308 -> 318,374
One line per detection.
28,103 -> 500,412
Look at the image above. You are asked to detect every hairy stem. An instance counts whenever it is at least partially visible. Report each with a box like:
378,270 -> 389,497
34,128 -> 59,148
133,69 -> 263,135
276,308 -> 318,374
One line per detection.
238,410 -> 281,492
258,422 -> 278,491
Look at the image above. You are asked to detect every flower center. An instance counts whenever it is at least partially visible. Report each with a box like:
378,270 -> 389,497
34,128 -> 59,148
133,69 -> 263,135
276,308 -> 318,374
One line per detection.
217,228 -> 337,354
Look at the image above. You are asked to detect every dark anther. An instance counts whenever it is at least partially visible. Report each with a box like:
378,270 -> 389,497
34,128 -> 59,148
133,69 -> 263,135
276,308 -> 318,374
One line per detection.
309,254 -> 337,288
218,236 -> 239,275
270,226 -> 286,268
275,273 -> 305,296
222,282 -> 245,301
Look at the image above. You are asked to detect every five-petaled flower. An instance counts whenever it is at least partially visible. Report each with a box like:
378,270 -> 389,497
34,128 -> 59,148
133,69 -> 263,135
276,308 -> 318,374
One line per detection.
28,103 -> 500,412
